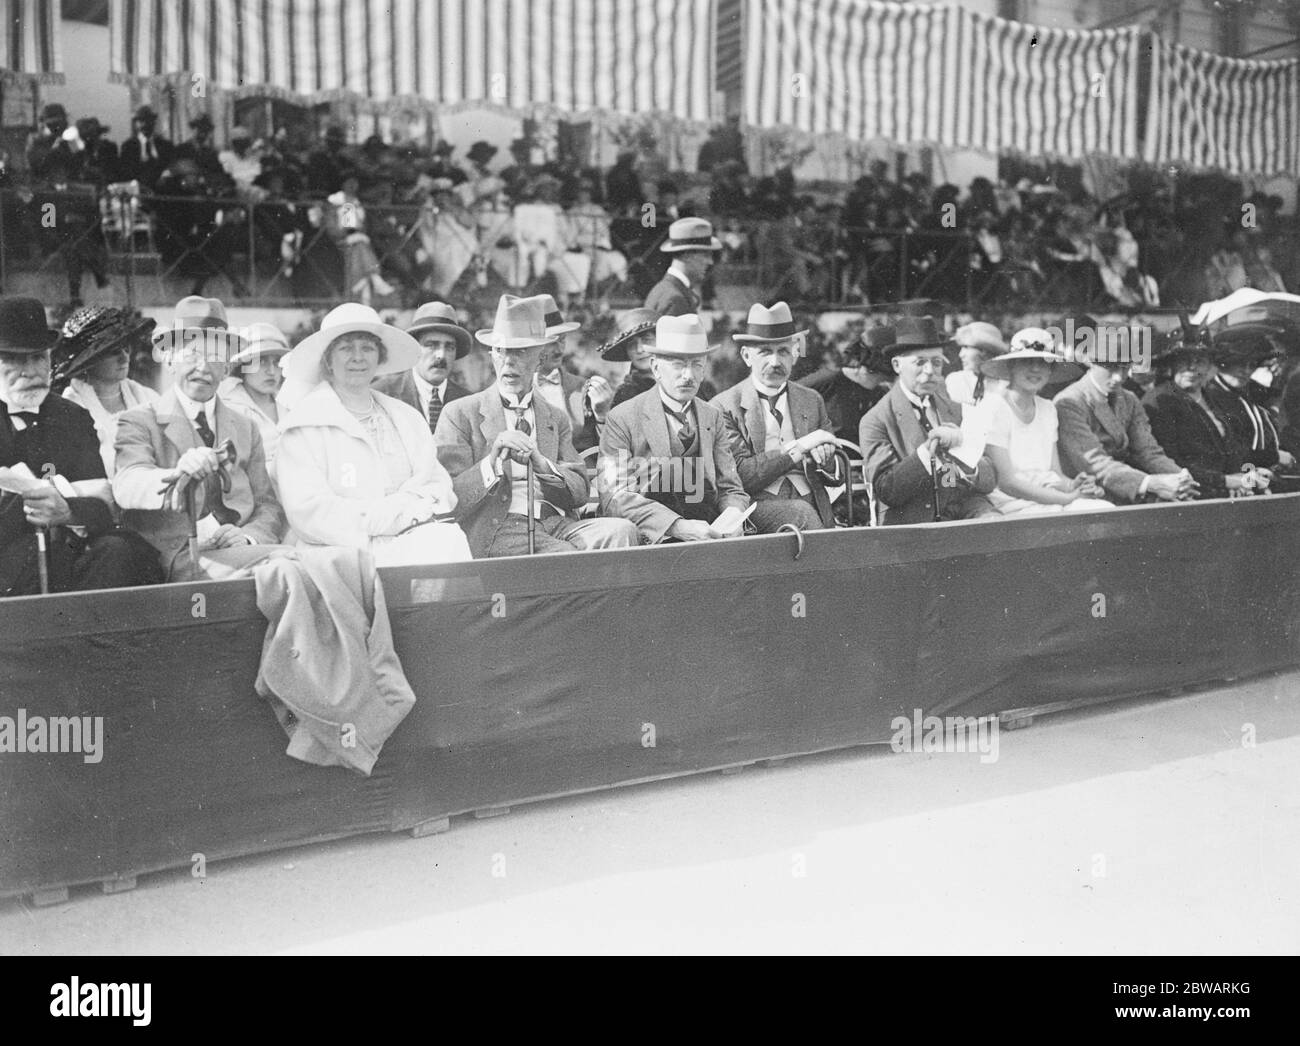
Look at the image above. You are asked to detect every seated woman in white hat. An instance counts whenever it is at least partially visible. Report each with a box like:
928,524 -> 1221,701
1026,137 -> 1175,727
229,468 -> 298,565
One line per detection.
979,328 -> 1114,516
219,322 -> 290,474
275,304 -> 472,565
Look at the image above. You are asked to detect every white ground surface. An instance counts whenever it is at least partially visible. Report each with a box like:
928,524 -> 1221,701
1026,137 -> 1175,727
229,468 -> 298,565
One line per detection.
3,672 -> 1298,955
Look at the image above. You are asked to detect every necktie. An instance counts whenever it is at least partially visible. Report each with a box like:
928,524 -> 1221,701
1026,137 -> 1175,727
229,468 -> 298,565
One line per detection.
426,387 -> 443,434
194,409 -> 216,448
7,410 -> 38,430
759,391 -> 784,428
502,397 -> 532,436
192,410 -> 239,525
914,396 -> 934,435
666,404 -> 696,452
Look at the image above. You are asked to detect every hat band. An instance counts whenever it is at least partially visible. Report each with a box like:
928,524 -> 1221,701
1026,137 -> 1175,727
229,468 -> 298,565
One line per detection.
544,310 -> 565,328
175,316 -> 228,332
669,234 -> 716,247
744,321 -> 799,340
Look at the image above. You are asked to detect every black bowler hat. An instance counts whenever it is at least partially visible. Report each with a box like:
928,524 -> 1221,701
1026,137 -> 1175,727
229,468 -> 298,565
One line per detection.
0,297 -> 57,355
883,316 -> 954,359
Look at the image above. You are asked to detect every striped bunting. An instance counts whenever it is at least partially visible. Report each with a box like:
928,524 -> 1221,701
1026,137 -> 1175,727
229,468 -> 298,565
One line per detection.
1143,34 -> 1300,177
743,0 -> 1141,161
109,0 -> 715,123
1,0 -> 63,84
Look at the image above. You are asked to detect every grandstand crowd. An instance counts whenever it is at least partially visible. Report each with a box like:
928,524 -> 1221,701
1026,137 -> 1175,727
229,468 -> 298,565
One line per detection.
2,106 -> 1296,316
3,193 -> 1300,596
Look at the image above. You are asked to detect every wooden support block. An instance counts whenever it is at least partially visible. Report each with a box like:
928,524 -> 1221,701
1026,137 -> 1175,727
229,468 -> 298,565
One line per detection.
409,817 -> 451,838
472,806 -> 511,819
101,876 -> 137,895
720,765 -> 746,775
761,757 -> 788,768
30,886 -> 69,907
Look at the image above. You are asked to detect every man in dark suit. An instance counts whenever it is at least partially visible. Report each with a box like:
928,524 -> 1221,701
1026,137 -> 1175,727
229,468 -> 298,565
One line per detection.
859,317 -> 998,525
117,105 -> 174,190
435,295 -> 635,557
599,314 -> 749,543
530,295 -> 610,454
644,217 -> 722,318
1055,356 -> 1193,504
0,297 -> 159,597
372,301 -> 471,432
711,302 -> 843,532
113,297 -> 287,581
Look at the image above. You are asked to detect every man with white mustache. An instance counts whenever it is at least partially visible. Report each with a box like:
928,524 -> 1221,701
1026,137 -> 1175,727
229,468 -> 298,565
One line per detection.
710,302 -> 843,533
0,297 -> 159,597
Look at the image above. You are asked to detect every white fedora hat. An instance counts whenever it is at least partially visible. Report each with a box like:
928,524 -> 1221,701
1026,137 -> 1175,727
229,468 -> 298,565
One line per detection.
652,314 -> 714,358
660,216 -> 723,253
474,294 -> 559,349
227,322 -> 291,368
285,303 -> 420,386
732,301 -> 808,344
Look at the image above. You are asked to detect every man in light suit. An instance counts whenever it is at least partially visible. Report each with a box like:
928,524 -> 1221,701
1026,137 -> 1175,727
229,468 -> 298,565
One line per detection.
435,295 -> 636,558
711,302 -> 843,532
599,314 -> 749,543
113,297 -> 287,581
859,316 -> 998,525
372,301 -> 472,433
1055,357 -> 1193,504
644,217 -> 722,318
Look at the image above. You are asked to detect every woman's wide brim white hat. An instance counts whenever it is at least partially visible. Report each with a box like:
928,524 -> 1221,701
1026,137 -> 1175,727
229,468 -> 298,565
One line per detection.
980,348 -> 1082,382
286,303 -> 421,386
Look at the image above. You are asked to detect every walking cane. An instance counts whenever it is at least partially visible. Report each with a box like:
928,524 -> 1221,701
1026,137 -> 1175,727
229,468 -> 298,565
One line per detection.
526,458 -> 537,555
929,448 -> 942,523
34,526 -> 51,595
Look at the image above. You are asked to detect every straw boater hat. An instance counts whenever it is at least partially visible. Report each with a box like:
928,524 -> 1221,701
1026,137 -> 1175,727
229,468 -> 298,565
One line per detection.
286,303 -> 420,386
953,321 -> 1007,358
660,217 -> 723,253
980,327 -> 1082,382
152,296 -> 248,359
474,295 -> 558,349
732,301 -> 809,345
599,307 -> 658,362
405,301 -> 472,357
227,323 -> 291,370
535,293 -> 581,337
651,314 -> 714,358
53,306 -> 155,385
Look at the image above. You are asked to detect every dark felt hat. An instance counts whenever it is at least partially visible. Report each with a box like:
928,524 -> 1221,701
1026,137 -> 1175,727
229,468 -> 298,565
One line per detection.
53,306 -> 155,383
0,297 -> 57,354
882,316 -> 954,359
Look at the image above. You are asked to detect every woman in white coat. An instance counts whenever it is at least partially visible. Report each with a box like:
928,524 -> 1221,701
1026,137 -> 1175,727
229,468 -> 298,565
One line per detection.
276,303 -> 473,565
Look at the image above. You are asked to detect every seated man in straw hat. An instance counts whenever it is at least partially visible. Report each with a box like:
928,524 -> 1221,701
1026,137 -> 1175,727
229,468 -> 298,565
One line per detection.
598,314 -> 749,543
113,296 -> 288,582
711,302 -> 844,533
435,294 -> 636,557
644,218 -> 723,318
858,317 -> 998,525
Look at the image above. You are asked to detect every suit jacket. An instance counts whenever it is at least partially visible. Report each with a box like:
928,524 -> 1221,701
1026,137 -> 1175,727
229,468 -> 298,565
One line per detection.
371,370 -> 470,420
1,397 -> 117,593
1203,375 -> 1282,469
434,386 -> 588,556
1054,375 -> 1180,503
1142,384 -> 1250,500
644,272 -> 698,317
117,134 -> 174,189
710,379 -> 841,527
598,388 -> 748,543
534,368 -> 598,453
112,391 -> 285,576
858,383 -> 996,525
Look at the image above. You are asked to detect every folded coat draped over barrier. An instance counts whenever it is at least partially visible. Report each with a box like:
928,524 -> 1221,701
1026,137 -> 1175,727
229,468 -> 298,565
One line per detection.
252,546 -> 416,776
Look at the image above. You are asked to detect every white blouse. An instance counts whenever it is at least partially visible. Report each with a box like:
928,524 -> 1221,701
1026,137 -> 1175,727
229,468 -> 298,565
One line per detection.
63,377 -> 159,477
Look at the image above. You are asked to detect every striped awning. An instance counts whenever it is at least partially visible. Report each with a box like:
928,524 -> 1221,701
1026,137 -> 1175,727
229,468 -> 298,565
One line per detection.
109,0 -> 716,124
743,0 -> 1142,161
1143,35 -> 1300,177
1,0 -> 64,85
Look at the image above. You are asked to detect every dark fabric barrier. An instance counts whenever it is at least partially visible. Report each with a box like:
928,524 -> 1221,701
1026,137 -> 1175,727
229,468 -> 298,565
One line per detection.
3,496 -> 1299,897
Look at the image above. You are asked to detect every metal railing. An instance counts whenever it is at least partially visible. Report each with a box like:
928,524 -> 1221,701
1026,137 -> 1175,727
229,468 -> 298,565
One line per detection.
0,186 -> 1197,314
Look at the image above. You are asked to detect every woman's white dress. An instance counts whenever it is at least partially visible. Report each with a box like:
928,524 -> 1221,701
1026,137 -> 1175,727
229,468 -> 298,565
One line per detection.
63,377 -> 159,477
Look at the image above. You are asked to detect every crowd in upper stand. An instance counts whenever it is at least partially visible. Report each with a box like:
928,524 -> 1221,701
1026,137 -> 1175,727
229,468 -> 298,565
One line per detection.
2,106 -> 1294,316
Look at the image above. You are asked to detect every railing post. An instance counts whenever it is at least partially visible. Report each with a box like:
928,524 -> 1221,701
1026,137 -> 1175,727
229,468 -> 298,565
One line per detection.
247,196 -> 256,302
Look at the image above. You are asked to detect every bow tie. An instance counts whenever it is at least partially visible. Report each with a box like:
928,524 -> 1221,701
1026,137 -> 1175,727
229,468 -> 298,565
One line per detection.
6,408 -> 39,428
536,370 -> 563,387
